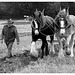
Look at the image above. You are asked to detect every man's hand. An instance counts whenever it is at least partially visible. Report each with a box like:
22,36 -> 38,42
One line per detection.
1,40 -> 3,44
17,42 -> 19,45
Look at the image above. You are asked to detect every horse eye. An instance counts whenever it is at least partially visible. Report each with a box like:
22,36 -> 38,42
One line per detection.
39,13 -> 41,17
33,13 -> 35,18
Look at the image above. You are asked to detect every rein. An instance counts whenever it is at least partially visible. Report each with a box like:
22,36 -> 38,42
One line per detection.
65,24 -> 71,30
55,17 -> 72,34
31,20 -> 56,36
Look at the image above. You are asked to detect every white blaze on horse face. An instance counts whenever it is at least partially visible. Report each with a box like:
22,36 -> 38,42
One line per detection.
30,41 -> 38,57
60,20 -> 65,34
34,20 -> 39,35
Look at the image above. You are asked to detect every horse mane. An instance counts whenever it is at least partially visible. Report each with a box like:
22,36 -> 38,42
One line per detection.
69,15 -> 75,26
55,9 -> 67,21
41,15 -> 57,28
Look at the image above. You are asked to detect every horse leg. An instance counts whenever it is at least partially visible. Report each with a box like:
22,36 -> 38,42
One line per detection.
45,40 -> 49,56
50,35 -> 55,54
57,37 -> 64,58
66,35 -> 71,55
55,34 -> 64,58
41,40 -> 45,58
41,37 -> 47,58
69,33 -> 75,57
30,41 -> 38,57
58,39 -> 64,58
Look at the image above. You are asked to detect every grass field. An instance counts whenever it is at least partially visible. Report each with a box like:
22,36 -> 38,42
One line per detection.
0,20 -> 75,73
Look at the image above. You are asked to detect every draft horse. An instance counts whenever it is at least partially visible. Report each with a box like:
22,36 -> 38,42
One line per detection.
30,9 -> 57,58
55,8 -> 75,57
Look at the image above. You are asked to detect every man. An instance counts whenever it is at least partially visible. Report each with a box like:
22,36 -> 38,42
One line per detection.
1,19 -> 20,58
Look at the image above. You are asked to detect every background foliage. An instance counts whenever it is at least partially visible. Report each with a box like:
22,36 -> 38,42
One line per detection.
0,2 -> 74,19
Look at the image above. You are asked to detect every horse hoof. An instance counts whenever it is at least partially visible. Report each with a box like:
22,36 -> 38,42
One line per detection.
30,53 -> 38,58
45,52 -> 49,56
41,55 -> 44,59
50,52 -> 56,57
66,50 -> 71,55
30,55 -> 38,61
70,54 -> 74,57
30,50 -> 38,58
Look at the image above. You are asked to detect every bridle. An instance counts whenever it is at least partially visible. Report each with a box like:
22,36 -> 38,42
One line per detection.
31,19 -> 39,33
57,17 -> 71,32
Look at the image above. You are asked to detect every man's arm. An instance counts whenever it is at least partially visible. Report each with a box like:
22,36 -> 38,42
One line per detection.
0,27 -> 4,43
14,27 -> 20,44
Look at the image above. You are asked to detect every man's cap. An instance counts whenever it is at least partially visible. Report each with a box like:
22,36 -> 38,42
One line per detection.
7,19 -> 14,24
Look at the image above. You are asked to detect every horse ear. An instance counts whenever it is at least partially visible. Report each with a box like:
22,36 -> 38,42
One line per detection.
33,13 -> 35,18
59,7 -> 61,12
67,7 -> 69,16
39,11 -> 41,17
42,9 -> 45,15
36,9 -> 39,13
34,9 -> 39,17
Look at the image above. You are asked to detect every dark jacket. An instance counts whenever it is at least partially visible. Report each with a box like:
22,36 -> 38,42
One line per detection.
1,25 -> 19,43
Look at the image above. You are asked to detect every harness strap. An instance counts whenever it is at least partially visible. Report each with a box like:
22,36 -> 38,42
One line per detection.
35,28 -> 38,30
40,31 -> 54,36
32,20 -> 55,36
60,27 -> 66,29
39,23 -> 55,35
65,24 -> 71,29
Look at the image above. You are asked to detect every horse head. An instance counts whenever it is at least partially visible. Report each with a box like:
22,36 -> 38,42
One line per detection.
55,8 -> 69,35
32,9 -> 44,35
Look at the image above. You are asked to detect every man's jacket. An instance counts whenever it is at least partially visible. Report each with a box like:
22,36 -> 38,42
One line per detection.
1,25 -> 19,43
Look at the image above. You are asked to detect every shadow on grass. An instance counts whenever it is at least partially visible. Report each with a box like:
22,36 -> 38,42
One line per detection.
0,50 -> 38,73
0,47 -> 75,73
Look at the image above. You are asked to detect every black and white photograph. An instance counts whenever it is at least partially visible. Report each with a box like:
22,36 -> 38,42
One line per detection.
0,1 -> 75,73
